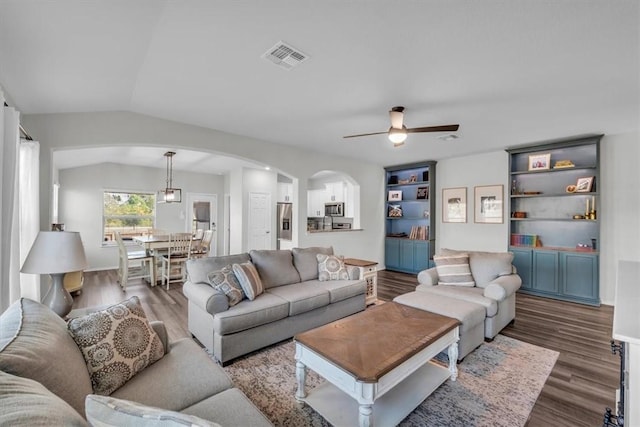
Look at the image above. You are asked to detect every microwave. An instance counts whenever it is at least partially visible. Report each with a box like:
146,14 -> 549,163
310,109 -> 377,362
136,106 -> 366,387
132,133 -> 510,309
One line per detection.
325,202 -> 344,217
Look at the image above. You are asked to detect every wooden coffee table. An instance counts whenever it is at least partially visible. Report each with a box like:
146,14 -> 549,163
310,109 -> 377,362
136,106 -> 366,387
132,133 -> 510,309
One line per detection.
294,302 -> 460,427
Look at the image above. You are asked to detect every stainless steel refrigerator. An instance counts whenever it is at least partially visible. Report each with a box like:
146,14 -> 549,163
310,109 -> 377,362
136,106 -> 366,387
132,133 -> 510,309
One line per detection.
277,203 -> 292,248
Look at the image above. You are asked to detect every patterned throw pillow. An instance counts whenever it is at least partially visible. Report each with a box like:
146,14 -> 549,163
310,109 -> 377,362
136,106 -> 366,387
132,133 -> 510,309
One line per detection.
207,265 -> 245,306
232,262 -> 264,300
67,296 -> 165,395
316,254 -> 349,281
434,253 -> 476,287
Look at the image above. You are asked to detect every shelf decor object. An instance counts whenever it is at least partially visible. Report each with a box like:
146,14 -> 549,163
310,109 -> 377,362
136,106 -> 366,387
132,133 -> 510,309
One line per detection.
528,153 -> 551,171
21,231 -> 88,317
474,185 -> 504,224
384,161 -> 436,274
507,135 -> 602,306
442,187 -> 466,223
575,176 -> 595,192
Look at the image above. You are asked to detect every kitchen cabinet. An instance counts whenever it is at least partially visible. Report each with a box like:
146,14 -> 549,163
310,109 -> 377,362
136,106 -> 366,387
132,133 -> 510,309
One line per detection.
507,136 -> 601,305
277,183 -> 293,203
384,161 -> 436,274
325,182 -> 345,202
307,189 -> 325,217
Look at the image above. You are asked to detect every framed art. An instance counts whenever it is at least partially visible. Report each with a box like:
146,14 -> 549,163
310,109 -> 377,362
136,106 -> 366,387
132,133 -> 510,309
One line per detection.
474,185 -> 504,223
575,176 -> 594,193
387,190 -> 402,201
387,204 -> 403,218
442,187 -> 467,223
528,153 -> 551,171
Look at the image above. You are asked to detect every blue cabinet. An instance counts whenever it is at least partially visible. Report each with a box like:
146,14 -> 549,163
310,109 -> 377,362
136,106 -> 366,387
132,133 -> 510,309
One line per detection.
384,161 -> 436,274
512,246 -> 599,306
560,252 -> 599,304
385,238 -> 430,274
532,250 -> 559,294
507,136 -> 601,306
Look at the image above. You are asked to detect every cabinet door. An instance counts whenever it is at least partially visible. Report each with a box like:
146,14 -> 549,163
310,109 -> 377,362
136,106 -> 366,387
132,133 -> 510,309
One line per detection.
399,240 -> 414,271
560,252 -> 599,302
327,182 -> 345,202
532,250 -> 559,294
307,190 -> 324,217
385,239 -> 400,270
413,241 -> 430,272
511,248 -> 533,290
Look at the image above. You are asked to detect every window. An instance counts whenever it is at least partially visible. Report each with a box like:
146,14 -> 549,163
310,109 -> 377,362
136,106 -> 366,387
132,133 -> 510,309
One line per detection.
103,191 -> 156,245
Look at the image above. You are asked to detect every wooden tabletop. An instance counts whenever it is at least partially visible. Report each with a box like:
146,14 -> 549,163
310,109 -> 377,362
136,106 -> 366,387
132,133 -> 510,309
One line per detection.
343,258 -> 378,267
295,302 -> 459,382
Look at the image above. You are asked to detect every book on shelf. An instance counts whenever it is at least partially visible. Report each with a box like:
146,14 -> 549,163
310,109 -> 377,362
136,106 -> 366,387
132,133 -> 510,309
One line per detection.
409,225 -> 428,240
510,233 -> 540,247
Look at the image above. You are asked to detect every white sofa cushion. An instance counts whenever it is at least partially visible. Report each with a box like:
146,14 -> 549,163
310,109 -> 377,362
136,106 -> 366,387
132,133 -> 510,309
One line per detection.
418,285 -> 499,317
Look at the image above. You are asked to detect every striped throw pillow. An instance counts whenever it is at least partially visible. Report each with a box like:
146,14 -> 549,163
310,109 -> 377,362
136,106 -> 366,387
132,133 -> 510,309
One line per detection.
434,254 -> 475,287
232,262 -> 264,300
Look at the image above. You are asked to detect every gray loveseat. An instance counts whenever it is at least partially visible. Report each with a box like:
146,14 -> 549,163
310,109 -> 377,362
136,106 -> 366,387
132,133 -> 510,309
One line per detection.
183,247 -> 367,364
415,249 -> 522,339
0,298 -> 272,426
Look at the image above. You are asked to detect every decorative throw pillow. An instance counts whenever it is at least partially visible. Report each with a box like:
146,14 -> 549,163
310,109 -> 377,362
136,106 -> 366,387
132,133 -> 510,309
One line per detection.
67,296 -> 165,395
232,262 -> 264,300
207,265 -> 244,306
434,253 -> 475,287
85,394 -> 222,427
317,254 -> 349,281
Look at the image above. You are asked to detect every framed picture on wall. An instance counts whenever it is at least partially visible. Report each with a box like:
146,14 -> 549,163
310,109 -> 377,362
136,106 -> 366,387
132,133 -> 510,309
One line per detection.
442,187 -> 467,223
474,185 -> 504,223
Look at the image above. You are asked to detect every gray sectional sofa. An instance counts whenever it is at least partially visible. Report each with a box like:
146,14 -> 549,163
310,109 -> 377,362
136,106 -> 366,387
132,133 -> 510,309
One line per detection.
183,247 -> 367,364
0,298 -> 272,426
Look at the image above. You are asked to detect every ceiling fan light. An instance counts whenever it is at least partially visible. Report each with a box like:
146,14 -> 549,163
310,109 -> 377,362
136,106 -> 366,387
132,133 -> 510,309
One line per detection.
388,127 -> 407,144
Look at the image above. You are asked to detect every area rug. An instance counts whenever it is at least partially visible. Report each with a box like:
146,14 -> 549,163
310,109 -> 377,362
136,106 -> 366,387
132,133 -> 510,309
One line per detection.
221,335 -> 558,427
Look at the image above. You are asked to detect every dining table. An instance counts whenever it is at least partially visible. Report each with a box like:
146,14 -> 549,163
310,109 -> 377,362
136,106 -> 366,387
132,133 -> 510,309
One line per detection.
132,234 -> 202,284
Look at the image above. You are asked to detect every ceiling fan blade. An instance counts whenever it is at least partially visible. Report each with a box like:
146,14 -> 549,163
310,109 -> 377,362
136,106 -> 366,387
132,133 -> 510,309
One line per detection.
389,107 -> 404,129
406,124 -> 460,133
343,131 -> 388,139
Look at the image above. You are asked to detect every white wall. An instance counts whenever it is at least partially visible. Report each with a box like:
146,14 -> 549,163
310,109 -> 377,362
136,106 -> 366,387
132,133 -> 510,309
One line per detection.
24,111 -> 386,266
436,151 -> 509,252
59,162 -> 224,270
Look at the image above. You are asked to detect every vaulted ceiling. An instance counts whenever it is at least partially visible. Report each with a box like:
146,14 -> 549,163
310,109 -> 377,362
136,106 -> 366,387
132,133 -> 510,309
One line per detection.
1,1 -> 638,169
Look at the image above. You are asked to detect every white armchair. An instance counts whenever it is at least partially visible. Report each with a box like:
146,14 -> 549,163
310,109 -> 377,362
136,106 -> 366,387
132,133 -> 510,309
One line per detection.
416,249 -> 521,339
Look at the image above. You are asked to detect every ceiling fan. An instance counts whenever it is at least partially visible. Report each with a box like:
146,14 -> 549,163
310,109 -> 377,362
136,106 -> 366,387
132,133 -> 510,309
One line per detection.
343,106 -> 459,147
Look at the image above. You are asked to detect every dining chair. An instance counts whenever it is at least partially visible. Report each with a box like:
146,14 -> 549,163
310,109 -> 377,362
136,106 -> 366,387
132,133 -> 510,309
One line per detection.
193,228 -> 204,240
115,232 -> 156,291
192,229 -> 213,258
160,232 -> 193,290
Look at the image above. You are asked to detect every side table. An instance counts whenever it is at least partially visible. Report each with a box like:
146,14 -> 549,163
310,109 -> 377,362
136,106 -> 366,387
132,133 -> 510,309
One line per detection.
343,258 -> 378,305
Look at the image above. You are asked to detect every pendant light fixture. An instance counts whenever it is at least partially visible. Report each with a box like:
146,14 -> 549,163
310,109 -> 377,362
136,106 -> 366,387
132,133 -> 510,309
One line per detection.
157,151 -> 182,203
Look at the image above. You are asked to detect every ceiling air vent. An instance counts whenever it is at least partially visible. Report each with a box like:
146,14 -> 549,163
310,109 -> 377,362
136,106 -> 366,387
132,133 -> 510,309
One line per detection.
262,41 -> 308,70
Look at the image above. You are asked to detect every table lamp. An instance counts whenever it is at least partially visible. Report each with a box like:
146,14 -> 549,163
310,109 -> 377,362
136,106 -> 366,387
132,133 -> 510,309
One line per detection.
21,231 -> 88,317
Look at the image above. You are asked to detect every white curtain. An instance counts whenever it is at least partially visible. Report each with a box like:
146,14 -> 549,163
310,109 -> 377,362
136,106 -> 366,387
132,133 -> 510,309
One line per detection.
0,89 -> 21,312
0,88 -> 41,312
19,140 -> 40,301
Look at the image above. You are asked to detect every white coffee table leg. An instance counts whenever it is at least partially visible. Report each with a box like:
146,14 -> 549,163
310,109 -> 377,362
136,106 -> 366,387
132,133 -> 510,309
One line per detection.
295,360 -> 307,400
358,404 -> 373,427
447,341 -> 458,381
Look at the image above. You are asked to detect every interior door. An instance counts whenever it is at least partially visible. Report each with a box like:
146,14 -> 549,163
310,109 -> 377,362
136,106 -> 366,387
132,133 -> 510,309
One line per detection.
248,192 -> 272,251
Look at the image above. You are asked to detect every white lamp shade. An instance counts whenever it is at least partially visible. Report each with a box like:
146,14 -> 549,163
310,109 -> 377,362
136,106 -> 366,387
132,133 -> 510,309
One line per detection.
21,231 -> 88,274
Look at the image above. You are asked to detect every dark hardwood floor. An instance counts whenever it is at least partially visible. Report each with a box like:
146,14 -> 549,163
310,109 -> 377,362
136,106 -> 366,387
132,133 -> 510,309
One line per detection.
75,269 -> 619,427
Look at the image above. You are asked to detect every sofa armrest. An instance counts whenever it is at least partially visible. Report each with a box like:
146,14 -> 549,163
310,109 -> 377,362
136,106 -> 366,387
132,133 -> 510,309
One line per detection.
149,321 -> 169,355
182,281 -> 229,315
483,274 -> 522,301
417,267 -> 438,287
